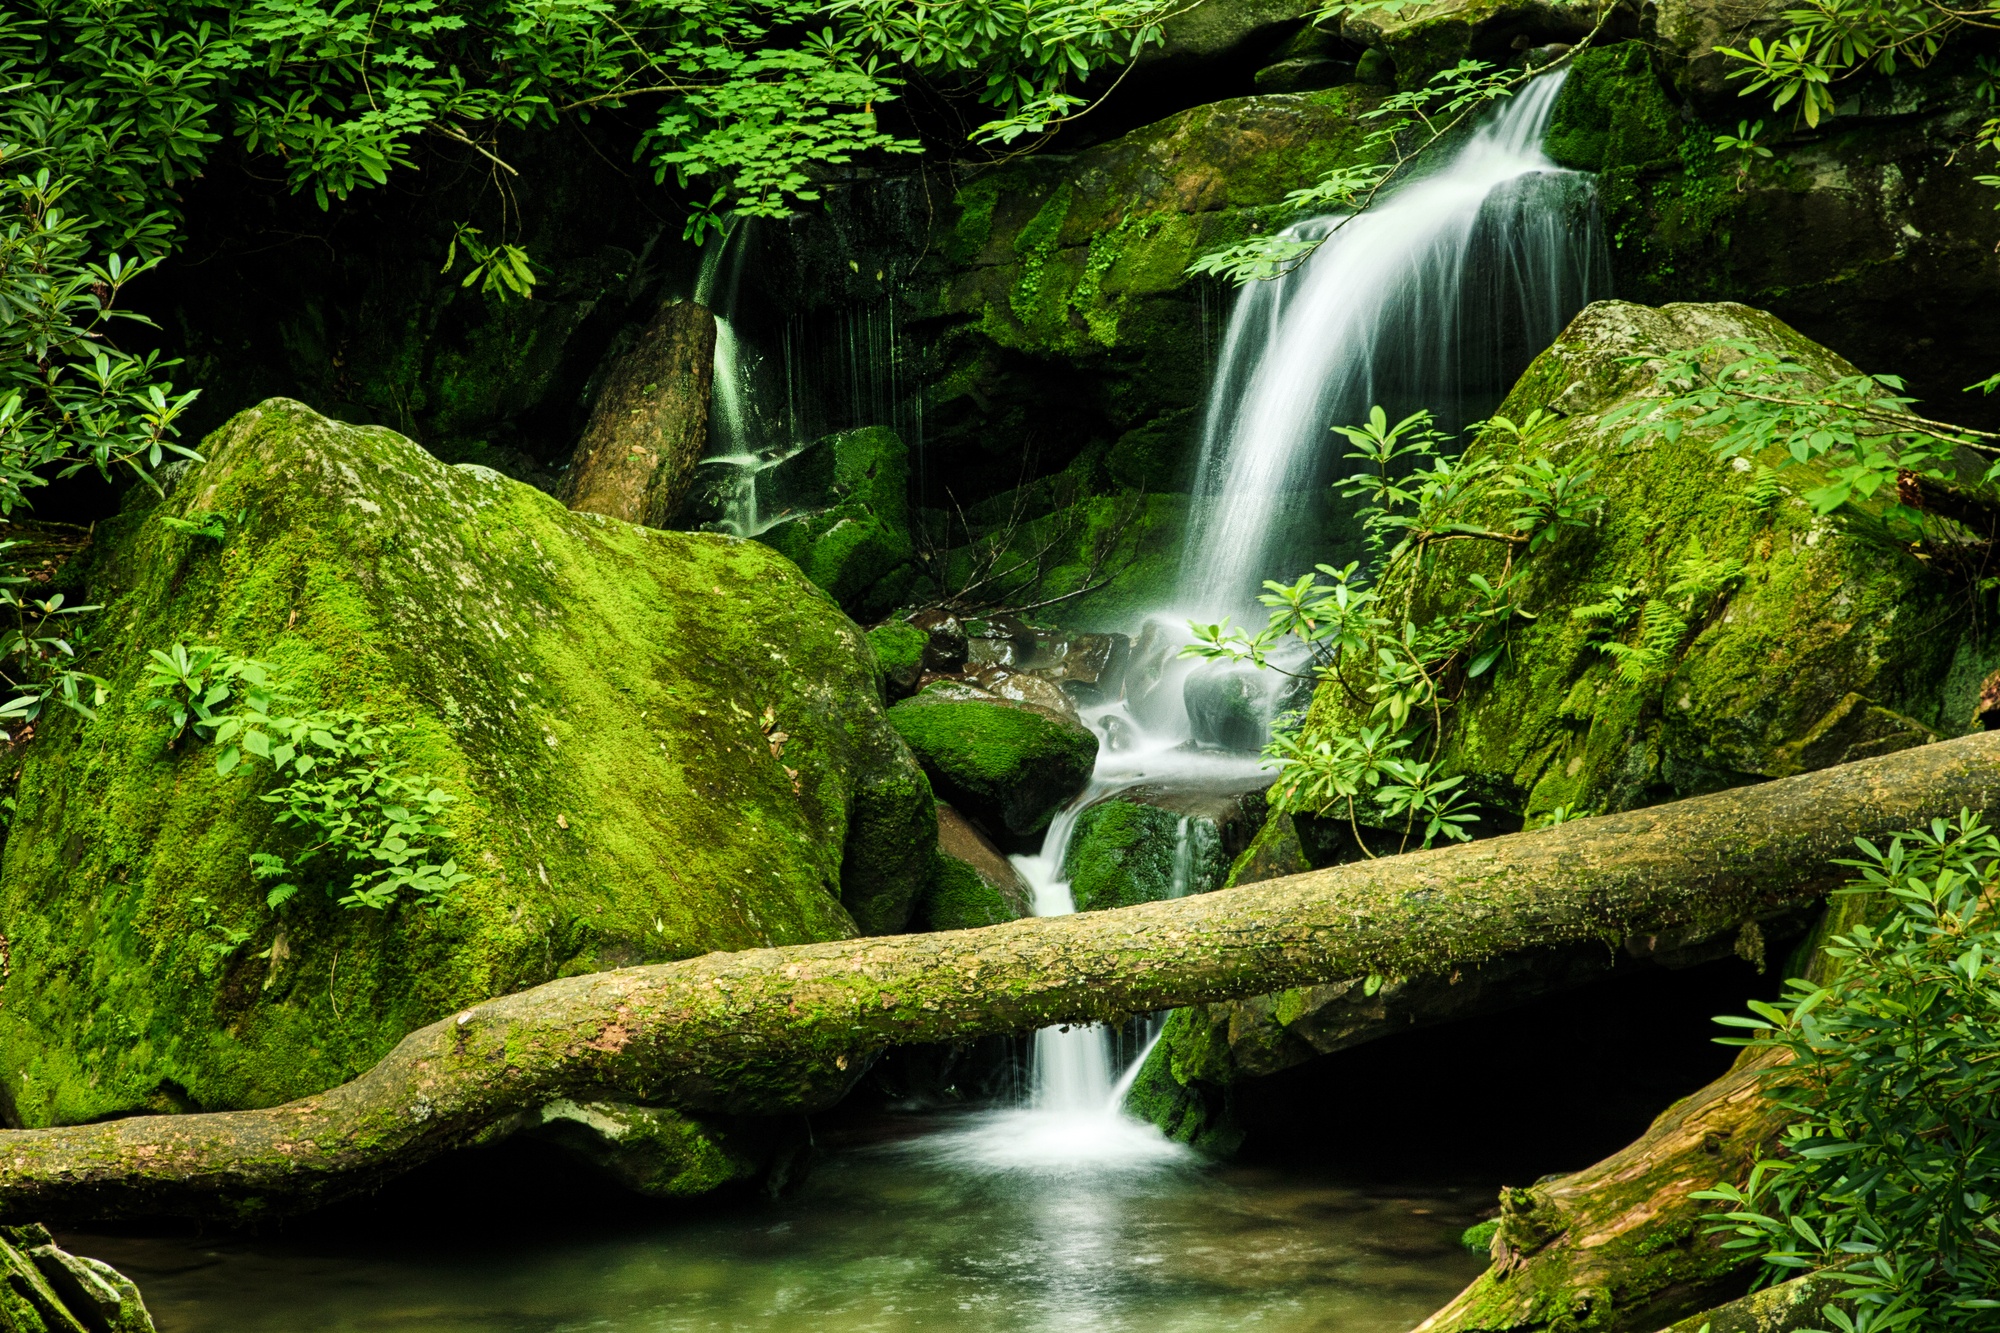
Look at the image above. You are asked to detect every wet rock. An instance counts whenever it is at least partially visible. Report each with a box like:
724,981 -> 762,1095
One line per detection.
908,609 -> 968,672
520,1100 -> 800,1199
964,666 -> 1085,726
1063,780 -> 1271,912
918,803 -> 1034,930
0,400 -> 932,1131
756,427 -> 914,619
886,692 -> 1099,839
1184,659 -> 1309,751
0,1224 -> 155,1332
1254,57 -> 1356,93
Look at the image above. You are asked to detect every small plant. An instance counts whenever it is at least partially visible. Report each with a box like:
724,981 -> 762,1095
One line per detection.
441,225 -> 539,303
1713,120 -> 1774,190
1696,813 -> 2000,1331
0,567 -> 105,741
159,507 -> 243,542
187,895 -> 254,976
147,646 -> 468,912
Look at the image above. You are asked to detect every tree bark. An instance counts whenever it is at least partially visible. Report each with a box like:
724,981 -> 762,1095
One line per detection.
5,731 -> 2000,1225
1656,1271 -> 1848,1333
561,299 -> 715,527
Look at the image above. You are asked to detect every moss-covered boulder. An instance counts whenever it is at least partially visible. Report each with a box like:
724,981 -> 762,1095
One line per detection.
0,400 -> 933,1129
1402,299 -> 1973,820
865,619 -> 929,701
886,692 -> 1098,839
915,804 -> 1033,930
754,426 -> 914,620
1059,781 -> 1279,911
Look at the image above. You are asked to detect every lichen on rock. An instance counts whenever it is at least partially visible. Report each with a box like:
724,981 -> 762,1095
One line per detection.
0,399 -> 932,1129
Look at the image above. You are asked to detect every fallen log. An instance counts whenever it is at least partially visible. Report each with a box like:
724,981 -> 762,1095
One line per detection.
5,730 -> 1999,1224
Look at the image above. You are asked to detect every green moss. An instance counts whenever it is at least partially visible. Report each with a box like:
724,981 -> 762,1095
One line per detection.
885,695 -> 1097,836
866,620 -> 928,700
1544,43 -> 1683,173
1063,800 -> 1224,911
0,399 -> 932,1128
1460,1219 -> 1500,1255
916,850 -> 1021,931
1306,301 -> 1967,826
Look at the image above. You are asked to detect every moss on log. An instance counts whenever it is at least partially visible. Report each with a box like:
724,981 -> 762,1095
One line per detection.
5,730 -> 2000,1225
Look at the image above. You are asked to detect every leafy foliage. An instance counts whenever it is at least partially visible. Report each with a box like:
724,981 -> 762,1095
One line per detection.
144,644 -> 468,911
1607,338 -> 2000,521
1182,406 -> 1600,849
1696,813 -> 2000,1332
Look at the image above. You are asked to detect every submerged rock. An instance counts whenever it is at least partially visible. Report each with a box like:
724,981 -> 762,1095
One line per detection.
0,1225 -> 154,1333
0,400 -> 932,1129
886,692 -> 1098,839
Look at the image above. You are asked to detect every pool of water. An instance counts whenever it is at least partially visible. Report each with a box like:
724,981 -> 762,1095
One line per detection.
68,1112 -> 1491,1333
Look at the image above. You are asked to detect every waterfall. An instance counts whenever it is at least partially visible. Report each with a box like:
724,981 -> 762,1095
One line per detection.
1178,70 -> 1609,617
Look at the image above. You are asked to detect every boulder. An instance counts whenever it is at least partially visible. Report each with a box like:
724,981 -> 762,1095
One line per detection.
886,692 -> 1099,839
866,620 -> 929,701
0,1225 -> 153,1333
0,400 -> 933,1129
753,426 -> 914,619
1133,299 -> 1981,1144
917,804 -> 1034,930
1183,659 -> 1306,750
518,1100 -> 806,1200
1064,780 -> 1273,911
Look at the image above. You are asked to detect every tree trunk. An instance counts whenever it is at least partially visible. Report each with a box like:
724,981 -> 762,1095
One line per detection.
561,299 -> 715,526
1656,1272 -> 1848,1333
3,731 -> 1998,1225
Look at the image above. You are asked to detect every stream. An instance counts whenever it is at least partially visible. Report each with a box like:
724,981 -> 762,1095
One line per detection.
68,1146 -> 1490,1333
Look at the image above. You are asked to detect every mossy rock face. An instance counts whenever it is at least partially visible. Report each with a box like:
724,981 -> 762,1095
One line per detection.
1330,299 -> 1972,824
1063,799 -> 1227,912
0,1223 -> 155,1332
755,427 -> 913,620
885,694 -> 1098,839
0,399 -> 933,1128
1544,41 -> 1682,174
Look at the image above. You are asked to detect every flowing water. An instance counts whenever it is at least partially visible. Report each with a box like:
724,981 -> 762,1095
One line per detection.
1179,70 -> 1607,617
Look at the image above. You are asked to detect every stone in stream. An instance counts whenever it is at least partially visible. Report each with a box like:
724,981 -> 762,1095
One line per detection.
916,804 -> 1034,930
0,1225 -> 154,1333
0,401 -> 932,1156
865,619 -> 929,701
1062,781 -> 1272,912
885,689 -> 1098,840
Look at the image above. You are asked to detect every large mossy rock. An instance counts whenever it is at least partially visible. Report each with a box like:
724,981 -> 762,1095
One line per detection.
915,804 -> 1034,930
1133,299 -> 1980,1143
0,399 -> 933,1128
1412,299 -> 1973,819
885,693 -> 1098,839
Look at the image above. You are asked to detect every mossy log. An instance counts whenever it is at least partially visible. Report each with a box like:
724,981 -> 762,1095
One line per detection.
561,298 -> 714,526
5,731 -> 2000,1224
1658,1271 -> 1849,1333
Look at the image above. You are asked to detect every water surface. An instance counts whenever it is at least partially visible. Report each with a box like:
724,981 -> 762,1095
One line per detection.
72,1121 -> 1489,1333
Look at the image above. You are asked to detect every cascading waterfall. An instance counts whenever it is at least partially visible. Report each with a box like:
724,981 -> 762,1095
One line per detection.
1178,70 -> 1609,618
929,72 -> 1612,1172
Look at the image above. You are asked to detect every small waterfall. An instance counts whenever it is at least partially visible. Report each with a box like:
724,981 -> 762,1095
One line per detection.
1178,70 -> 1609,617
